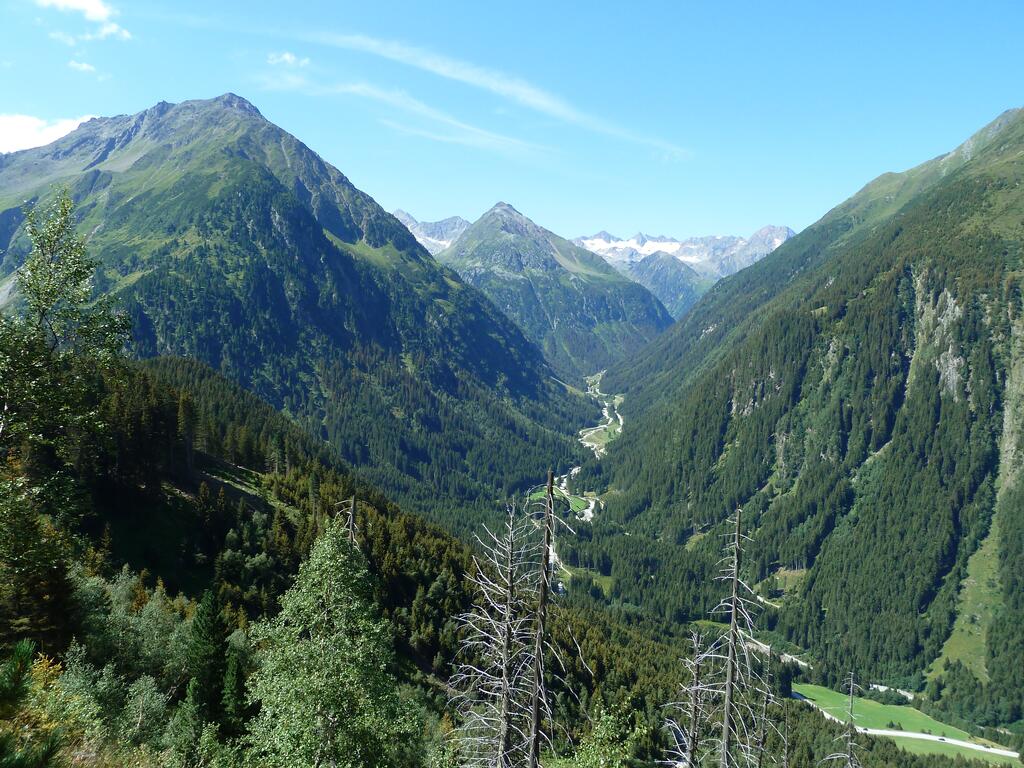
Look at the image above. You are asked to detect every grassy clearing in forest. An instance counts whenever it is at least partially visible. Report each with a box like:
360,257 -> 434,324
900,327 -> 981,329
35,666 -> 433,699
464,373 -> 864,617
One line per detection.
886,736 -> 1019,765
558,562 -> 614,598
794,683 -> 972,737
927,514 -> 1003,683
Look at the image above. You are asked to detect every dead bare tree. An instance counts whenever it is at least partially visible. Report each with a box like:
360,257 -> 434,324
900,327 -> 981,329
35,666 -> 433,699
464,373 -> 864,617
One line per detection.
754,648 -> 776,768
666,508 -> 774,768
664,631 -> 711,767
780,699 -> 790,768
822,673 -> 862,768
334,495 -> 357,545
453,502 -> 543,767
527,470 -> 555,768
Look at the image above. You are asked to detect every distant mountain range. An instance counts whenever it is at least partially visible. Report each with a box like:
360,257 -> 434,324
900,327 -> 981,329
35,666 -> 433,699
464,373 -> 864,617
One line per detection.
575,226 -> 794,277
392,209 -> 470,255
574,226 -> 794,318
623,252 -> 716,318
435,202 -> 673,379
392,210 -> 792,321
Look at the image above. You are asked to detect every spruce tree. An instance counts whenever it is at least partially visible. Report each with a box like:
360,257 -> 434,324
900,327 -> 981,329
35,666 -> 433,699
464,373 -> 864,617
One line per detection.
186,590 -> 228,726
221,642 -> 249,738
0,482 -> 75,651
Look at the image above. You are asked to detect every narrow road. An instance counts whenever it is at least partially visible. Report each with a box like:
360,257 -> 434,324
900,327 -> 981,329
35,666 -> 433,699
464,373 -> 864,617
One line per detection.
739,629 -> 809,669
857,729 -> 1018,759
794,694 -> 1020,759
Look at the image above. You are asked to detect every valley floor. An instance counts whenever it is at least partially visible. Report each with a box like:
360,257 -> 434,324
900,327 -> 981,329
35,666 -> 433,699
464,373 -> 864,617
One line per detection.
578,372 -> 624,457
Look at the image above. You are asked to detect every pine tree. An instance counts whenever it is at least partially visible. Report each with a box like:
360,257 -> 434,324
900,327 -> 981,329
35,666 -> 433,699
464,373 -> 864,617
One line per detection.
186,590 -> 228,725
0,640 -> 63,766
221,642 -> 249,738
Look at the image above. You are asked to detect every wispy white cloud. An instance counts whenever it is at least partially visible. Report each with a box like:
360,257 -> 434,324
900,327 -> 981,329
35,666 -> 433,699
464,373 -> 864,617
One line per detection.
258,70 -> 541,155
328,83 -> 543,153
35,0 -> 130,41
0,114 -> 94,153
146,18 -> 680,156
36,0 -> 112,22
268,51 -> 309,68
68,59 -> 96,72
49,29 -> 77,45
82,21 -> 131,40
376,119 -> 524,152
304,31 -> 688,158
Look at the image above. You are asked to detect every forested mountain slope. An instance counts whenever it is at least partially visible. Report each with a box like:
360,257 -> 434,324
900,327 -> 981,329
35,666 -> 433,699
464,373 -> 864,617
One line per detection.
576,107 -> 1024,726
0,95 -> 596,531
606,108 -> 1024,414
436,202 -> 673,379
4,332 -> 995,768
624,251 -> 715,318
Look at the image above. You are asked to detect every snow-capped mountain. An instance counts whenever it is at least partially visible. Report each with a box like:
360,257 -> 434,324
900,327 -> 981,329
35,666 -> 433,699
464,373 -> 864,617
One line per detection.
393,209 -> 471,255
574,225 -> 794,279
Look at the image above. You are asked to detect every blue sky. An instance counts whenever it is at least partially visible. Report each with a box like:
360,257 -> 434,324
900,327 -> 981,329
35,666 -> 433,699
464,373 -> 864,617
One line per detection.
1,1 -> 1023,238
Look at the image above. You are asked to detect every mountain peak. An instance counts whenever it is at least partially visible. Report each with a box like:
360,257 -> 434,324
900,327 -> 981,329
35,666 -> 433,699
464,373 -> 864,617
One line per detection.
391,209 -> 470,254
392,209 -> 417,227
487,201 -> 524,217
436,203 -> 671,377
749,224 -> 797,240
210,92 -> 262,116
